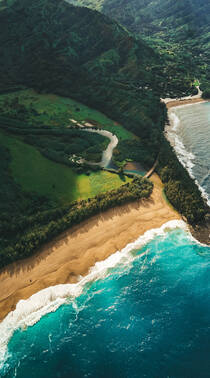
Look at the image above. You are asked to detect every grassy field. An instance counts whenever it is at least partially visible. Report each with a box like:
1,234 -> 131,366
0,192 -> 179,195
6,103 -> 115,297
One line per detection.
0,89 -> 134,141
0,131 -> 131,204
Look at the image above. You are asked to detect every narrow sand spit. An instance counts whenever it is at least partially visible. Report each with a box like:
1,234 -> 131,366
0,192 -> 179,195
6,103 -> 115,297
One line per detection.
0,174 -> 180,321
166,98 -> 206,109
162,85 -> 205,109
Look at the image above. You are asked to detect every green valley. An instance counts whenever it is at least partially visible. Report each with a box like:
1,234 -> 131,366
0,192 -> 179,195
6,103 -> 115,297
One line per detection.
1,131 -> 132,204
0,0 -> 208,268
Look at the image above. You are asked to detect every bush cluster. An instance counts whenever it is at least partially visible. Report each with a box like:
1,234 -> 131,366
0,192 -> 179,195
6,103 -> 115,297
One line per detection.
0,177 -> 153,268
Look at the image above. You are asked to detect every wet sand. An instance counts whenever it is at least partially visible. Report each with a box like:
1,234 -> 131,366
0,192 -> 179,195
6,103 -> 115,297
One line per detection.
166,98 -> 206,109
0,174 -> 180,321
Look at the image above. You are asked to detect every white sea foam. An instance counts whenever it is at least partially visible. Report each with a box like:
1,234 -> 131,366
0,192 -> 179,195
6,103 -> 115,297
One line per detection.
166,110 -> 210,207
0,220 -> 188,368
194,179 -> 210,207
198,172 -> 210,206
166,111 -> 196,175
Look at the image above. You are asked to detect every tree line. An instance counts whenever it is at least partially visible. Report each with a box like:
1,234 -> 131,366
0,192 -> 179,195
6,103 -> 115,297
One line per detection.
0,177 -> 153,269
157,137 -> 207,224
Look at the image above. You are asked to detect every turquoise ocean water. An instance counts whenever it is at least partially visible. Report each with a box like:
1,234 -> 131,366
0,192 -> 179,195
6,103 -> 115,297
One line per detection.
0,102 -> 210,377
0,223 -> 209,378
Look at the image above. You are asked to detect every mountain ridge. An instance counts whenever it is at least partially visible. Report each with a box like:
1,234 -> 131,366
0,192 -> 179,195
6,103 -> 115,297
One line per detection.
70,0 -> 210,91
0,0 -> 208,268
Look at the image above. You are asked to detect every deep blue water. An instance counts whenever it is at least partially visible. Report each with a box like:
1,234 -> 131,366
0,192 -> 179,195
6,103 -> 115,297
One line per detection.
1,228 -> 210,378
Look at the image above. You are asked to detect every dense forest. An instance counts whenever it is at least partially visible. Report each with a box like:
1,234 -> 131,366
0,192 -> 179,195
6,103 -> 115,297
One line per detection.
70,0 -> 210,96
73,0 -> 210,43
0,0 -> 168,162
0,0 -> 209,267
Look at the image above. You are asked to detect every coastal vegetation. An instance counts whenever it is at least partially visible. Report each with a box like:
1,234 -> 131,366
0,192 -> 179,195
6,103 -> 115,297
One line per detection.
158,139 -> 206,224
0,89 -> 133,140
0,0 -> 209,269
0,2 -> 210,375
0,130 -> 132,205
202,88 -> 210,99
0,176 -> 153,269
0,0 -> 179,161
0,90 -> 137,168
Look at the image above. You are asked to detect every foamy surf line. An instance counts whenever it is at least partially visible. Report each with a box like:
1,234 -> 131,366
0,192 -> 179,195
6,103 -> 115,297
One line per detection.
166,111 -> 196,174
0,220 -> 199,368
166,110 -> 210,207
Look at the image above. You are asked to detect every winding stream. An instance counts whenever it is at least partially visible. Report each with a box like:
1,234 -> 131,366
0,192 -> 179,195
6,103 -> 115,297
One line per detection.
79,86 -> 203,172
80,127 -> 118,168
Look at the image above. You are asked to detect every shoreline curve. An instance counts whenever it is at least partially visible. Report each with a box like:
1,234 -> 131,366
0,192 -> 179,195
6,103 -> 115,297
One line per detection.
0,174 -> 180,322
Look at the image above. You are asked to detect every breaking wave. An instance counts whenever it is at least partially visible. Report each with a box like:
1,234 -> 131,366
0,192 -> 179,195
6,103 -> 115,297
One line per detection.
0,220 -> 189,368
166,107 -> 210,206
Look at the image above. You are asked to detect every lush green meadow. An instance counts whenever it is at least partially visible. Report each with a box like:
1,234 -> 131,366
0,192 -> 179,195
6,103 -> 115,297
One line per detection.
0,131 -> 131,205
0,89 -> 134,141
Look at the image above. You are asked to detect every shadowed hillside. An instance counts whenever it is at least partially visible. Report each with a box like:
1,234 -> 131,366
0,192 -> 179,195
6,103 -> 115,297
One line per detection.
0,0 -> 167,141
70,0 -> 210,93
0,0 -> 208,267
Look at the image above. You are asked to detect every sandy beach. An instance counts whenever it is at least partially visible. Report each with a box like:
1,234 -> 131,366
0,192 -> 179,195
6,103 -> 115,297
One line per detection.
162,85 -> 206,109
166,98 -> 206,109
0,174 -> 180,321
